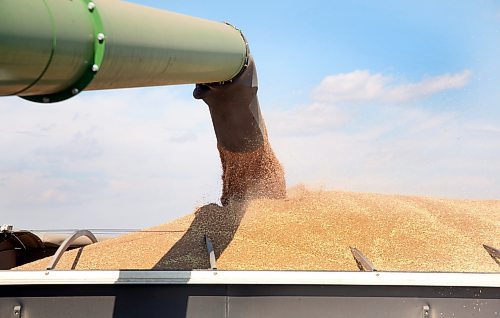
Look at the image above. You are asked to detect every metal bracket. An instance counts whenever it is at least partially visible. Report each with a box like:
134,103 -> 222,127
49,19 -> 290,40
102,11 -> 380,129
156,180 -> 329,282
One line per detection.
22,0 -> 106,103
483,244 -> 500,266
1,224 -> 13,233
13,305 -> 21,318
46,230 -> 97,270
350,247 -> 377,272
422,305 -> 430,318
204,235 -> 217,270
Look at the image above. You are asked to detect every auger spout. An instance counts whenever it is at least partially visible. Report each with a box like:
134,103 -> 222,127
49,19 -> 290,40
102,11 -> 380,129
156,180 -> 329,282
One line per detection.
0,0 -> 286,204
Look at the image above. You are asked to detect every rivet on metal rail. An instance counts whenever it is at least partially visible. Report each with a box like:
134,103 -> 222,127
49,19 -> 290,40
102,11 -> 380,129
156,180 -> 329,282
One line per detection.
483,244 -> 500,266
422,305 -> 430,318
350,247 -> 377,272
13,305 -> 22,317
204,235 -> 217,270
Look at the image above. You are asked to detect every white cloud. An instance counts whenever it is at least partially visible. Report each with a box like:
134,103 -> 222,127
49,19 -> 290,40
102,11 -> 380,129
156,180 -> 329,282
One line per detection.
169,132 -> 198,143
0,69 -> 497,231
267,102 -> 351,136
40,189 -> 67,204
313,70 -> 471,104
267,69 -> 499,200
270,104 -> 500,200
0,87 -> 222,229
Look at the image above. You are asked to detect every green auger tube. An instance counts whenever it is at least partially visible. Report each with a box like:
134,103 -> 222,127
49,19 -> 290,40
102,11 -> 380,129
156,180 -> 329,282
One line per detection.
0,0 -> 248,103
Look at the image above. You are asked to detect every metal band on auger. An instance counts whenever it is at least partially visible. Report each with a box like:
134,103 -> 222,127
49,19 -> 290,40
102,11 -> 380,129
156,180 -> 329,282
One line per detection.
22,0 -> 106,103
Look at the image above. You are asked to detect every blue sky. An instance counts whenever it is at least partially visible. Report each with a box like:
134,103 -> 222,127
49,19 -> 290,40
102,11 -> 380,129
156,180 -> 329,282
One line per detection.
1,0 -> 499,229
140,0 -> 499,106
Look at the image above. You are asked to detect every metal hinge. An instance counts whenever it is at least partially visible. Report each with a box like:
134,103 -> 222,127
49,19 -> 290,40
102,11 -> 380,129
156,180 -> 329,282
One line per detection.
350,247 -> 377,271
483,244 -> 500,266
204,235 -> 217,270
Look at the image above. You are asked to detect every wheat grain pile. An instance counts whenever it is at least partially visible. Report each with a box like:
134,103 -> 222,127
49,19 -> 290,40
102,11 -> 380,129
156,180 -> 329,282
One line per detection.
17,187 -> 499,272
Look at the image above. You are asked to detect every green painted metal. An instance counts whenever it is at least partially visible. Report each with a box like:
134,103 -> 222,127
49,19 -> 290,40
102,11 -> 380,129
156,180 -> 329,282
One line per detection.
23,0 -> 107,103
0,0 -> 248,103
0,0 -> 54,96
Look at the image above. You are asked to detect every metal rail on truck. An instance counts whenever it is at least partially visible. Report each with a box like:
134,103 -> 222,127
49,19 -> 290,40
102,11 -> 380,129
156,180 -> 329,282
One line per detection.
0,271 -> 499,318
